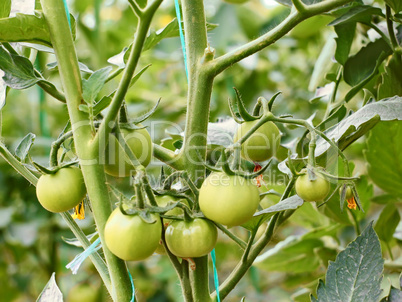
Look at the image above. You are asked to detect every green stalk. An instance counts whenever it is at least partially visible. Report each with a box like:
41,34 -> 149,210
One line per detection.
177,0 -> 213,178
39,1 -> 131,300
177,1 -> 214,300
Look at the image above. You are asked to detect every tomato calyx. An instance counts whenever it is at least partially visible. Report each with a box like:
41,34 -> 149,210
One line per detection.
202,147 -> 272,180
339,184 -> 363,212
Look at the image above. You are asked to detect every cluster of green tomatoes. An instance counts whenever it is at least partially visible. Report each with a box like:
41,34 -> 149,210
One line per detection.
35,116 -> 333,262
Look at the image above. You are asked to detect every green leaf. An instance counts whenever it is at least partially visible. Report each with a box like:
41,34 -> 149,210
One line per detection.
0,12 -> 52,47
374,204 -> 400,243
314,223 -> 384,302
0,0 -> 11,18
315,97 -> 402,157
92,64 -> 151,116
386,286 -> 402,302
36,273 -> 63,302
364,121 -> 402,197
254,236 -> 324,273
0,45 -> 39,89
385,0 -> 402,13
378,54 -> 402,100
143,18 -> 179,52
47,61 -> 93,73
242,195 -> 303,231
14,133 -> 35,161
334,23 -> 356,65
344,39 -> 392,87
371,194 -> 401,204
328,5 -> 384,26
82,66 -> 112,104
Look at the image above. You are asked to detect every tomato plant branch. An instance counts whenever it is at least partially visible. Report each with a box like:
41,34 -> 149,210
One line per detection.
40,0 -> 133,300
206,0 -> 352,76
213,222 -> 247,250
291,0 -> 307,13
127,0 -> 144,17
0,142 -> 112,294
49,130 -> 73,167
95,0 -> 162,152
152,143 -> 183,170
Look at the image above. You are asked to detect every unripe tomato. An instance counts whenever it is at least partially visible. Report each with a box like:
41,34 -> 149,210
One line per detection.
104,208 -> 162,261
165,218 -> 217,258
155,195 -> 187,255
233,120 -> 281,162
104,125 -> 153,177
36,167 -> 86,213
295,171 -> 330,202
199,172 -> 260,226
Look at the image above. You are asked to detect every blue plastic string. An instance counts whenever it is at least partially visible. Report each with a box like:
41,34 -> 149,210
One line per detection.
66,238 -> 102,274
211,249 -> 221,302
128,269 -> 136,302
62,0 -> 71,29
174,0 -> 189,81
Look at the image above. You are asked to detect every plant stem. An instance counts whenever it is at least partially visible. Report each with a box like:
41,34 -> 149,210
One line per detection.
95,0 -> 162,154
40,1 -> 132,300
177,0 -> 213,179
49,130 -> 73,167
213,222 -> 247,250
152,143 -> 183,170
190,256 -> 213,302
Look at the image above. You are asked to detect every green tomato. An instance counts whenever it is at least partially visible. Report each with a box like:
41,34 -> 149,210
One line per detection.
104,126 -> 153,177
233,120 -> 281,162
295,171 -> 330,202
104,208 -> 162,261
36,167 -> 86,213
67,284 -> 98,302
165,218 -> 217,258
199,172 -> 260,226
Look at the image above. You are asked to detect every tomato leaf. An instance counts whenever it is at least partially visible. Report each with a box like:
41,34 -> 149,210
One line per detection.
381,286 -> 402,302
36,273 -> 63,302
328,5 -> 384,26
364,121 -> 402,197
0,45 -> 59,92
385,0 -> 402,13
242,195 -> 303,231
14,133 -> 35,161
254,236 -> 324,273
313,222 -> 383,302
315,97 -> 402,158
378,54 -> 402,100
344,39 -> 392,87
334,23 -> 356,65
374,204 -> 400,243
82,66 -> 112,104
